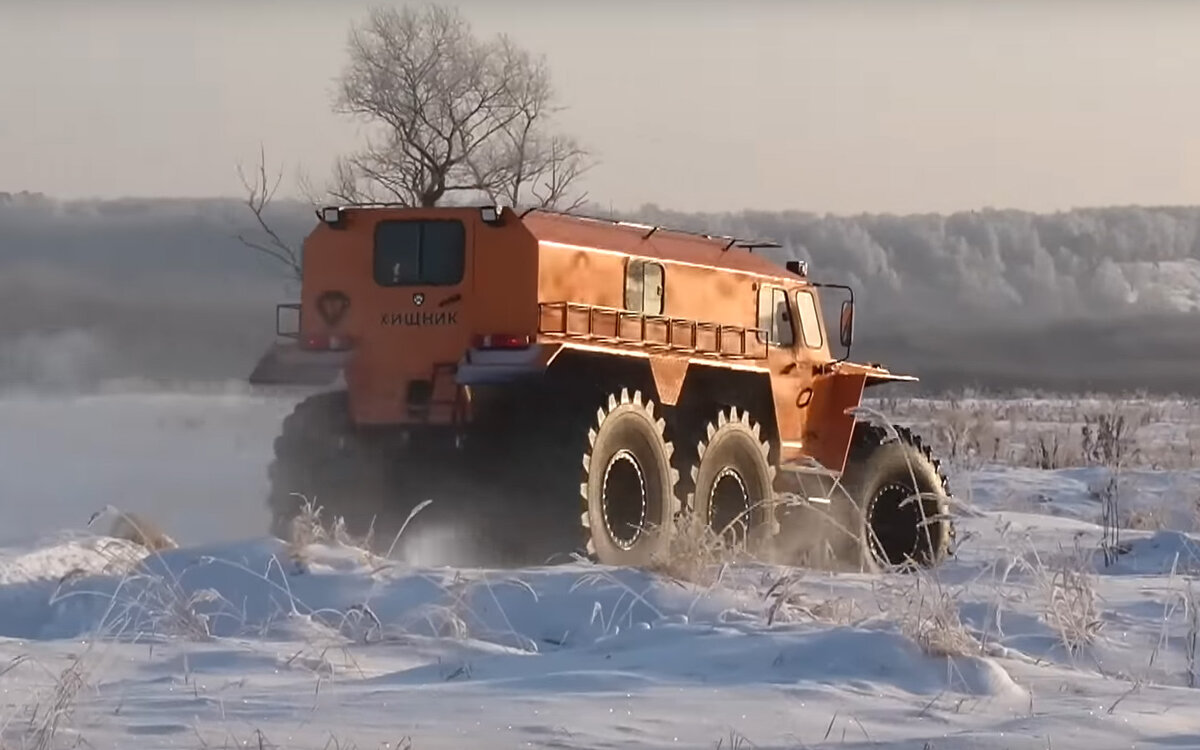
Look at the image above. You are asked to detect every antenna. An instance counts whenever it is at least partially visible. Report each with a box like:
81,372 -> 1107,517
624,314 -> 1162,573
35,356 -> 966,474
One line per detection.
722,239 -> 782,252
735,240 -> 783,253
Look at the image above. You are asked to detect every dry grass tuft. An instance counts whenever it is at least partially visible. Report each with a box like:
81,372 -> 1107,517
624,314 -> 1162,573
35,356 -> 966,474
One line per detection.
643,514 -> 754,587
23,653 -> 91,750
278,494 -> 430,575
189,726 -> 414,749
714,729 -> 756,749
1045,566 -> 1104,655
1021,541 -> 1104,658
1184,579 -> 1199,688
869,393 -> 1197,470
1123,506 -> 1171,532
872,569 -> 980,659
280,495 -> 372,567
761,571 -> 862,627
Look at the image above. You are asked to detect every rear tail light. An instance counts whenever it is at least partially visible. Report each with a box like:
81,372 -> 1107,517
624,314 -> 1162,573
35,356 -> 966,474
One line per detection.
472,333 -> 532,350
300,332 -> 354,351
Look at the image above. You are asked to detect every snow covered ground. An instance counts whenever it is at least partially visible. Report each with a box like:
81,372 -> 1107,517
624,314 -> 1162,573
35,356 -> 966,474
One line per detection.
2,385 -> 1200,748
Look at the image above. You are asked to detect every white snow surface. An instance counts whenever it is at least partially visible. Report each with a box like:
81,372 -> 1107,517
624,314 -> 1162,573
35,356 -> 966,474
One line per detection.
2,386 -> 1200,748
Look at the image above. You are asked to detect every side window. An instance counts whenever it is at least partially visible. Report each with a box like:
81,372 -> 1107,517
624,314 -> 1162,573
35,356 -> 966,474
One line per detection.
794,289 -> 823,348
756,286 -> 794,346
642,262 -> 664,315
625,259 -> 645,312
625,259 -> 665,315
773,288 -> 795,346
374,220 -> 465,286
756,287 -> 772,343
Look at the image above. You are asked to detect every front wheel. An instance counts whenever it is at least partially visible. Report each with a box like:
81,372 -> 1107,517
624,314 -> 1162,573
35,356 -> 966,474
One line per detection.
835,423 -> 953,569
580,389 -> 681,566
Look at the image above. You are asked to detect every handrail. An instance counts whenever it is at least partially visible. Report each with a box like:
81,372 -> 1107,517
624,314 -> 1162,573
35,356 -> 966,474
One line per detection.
538,301 -> 769,360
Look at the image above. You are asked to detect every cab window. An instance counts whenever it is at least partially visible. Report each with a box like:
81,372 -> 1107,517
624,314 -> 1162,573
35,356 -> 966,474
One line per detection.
794,289 -> 824,348
756,286 -> 794,346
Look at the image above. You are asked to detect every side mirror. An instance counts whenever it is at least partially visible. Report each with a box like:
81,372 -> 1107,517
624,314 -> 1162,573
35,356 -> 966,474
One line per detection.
839,300 -> 854,349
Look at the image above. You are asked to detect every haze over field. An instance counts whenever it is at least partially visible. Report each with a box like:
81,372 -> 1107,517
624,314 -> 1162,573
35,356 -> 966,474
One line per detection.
2,193 -> 1199,394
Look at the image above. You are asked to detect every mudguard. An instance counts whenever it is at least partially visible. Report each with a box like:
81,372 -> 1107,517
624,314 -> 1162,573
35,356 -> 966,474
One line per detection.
248,341 -> 350,386
455,342 -> 564,385
801,360 -> 918,474
803,370 -> 868,476
835,360 -> 919,388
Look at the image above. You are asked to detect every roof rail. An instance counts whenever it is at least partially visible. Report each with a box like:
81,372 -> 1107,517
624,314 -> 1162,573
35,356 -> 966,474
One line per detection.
518,206 -> 781,252
323,201 -> 412,210
323,201 -> 501,211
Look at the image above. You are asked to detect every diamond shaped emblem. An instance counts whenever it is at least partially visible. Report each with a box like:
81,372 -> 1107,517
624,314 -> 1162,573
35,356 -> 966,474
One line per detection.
315,290 -> 349,326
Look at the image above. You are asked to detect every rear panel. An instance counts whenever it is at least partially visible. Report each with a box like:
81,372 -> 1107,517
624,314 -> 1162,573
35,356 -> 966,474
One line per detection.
298,207 -> 537,426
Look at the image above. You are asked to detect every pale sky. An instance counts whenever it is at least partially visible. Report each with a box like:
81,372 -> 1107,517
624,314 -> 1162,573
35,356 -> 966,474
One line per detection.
2,0 -> 1199,214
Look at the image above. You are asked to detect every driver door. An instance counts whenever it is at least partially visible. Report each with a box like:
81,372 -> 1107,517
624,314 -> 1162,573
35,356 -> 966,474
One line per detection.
756,284 -> 810,464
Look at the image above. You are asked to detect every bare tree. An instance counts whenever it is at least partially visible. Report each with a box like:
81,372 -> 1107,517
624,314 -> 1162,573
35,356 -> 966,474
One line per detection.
329,3 -> 591,211
236,4 -> 591,278
236,145 -> 303,280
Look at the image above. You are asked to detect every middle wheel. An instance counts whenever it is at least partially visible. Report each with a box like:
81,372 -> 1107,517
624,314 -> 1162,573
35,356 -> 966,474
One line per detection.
581,388 -> 681,566
689,407 -> 778,553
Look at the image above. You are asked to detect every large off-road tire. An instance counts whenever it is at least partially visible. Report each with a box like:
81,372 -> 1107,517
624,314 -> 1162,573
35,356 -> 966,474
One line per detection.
266,391 -> 393,543
834,422 -> 953,569
580,388 -> 681,566
688,407 -> 779,554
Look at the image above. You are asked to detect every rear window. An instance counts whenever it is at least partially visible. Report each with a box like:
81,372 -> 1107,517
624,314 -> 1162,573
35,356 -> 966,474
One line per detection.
373,220 -> 465,287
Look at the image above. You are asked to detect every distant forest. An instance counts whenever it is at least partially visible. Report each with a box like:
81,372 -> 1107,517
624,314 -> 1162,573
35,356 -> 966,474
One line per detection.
2,191 -> 1198,395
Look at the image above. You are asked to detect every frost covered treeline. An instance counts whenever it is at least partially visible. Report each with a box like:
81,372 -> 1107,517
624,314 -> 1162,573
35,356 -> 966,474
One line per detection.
623,204 -> 1200,325
6,191 -> 1200,326
2,192 -> 1198,393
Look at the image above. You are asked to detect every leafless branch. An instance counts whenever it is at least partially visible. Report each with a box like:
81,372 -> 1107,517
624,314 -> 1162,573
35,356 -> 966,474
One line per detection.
236,144 -> 303,280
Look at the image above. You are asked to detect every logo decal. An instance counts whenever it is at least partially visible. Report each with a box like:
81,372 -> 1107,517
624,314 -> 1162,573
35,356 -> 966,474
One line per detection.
316,290 -> 350,326
380,291 -> 462,327
381,311 -> 458,327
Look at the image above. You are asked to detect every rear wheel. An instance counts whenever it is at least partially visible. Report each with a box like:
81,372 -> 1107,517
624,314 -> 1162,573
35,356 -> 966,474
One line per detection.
688,407 -> 778,554
265,382 -> 593,566
581,389 -> 681,566
266,391 -> 396,543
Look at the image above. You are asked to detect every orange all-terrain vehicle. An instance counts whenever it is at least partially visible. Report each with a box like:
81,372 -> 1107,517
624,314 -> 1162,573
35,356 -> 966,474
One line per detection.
249,205 -> 953,569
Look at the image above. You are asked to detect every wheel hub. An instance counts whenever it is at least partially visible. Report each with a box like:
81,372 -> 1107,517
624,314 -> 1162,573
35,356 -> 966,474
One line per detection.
871,482 -> 912,509
868,481 -> 924,566
601,449 -> 647,549
709,466 -> 749,541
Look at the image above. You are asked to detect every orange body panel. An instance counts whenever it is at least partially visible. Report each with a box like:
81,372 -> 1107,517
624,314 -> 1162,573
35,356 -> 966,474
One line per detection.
802,371 -> 868,475
282,205 -> 911,474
